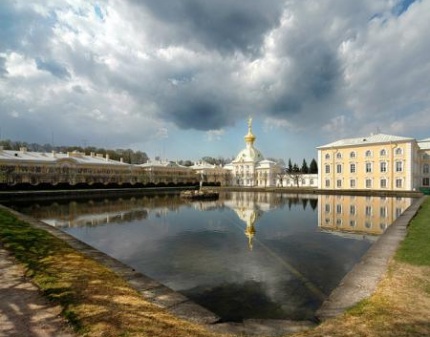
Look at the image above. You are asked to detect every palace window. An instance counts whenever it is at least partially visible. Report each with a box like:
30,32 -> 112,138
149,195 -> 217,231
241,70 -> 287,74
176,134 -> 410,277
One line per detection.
365,162 -> 372,173
380,207 -> 387,218
336,179 -> 342,188
365,150 -> 372,157
349,220 -> 356,227
365,206 -> 372,216
336,152 -> 342,159
336,204 -> 342,214
380,161 -> 387,173
336,164 -> 342,174
350,163 -> 356,173
325,165 -> 330,174
380,149 -> 387,156
380,178 -> 387,188
350,205 -> 356,215
395,178 -> 403,188
366,179 -> 372,188
350,179 -> 356,188
395,161 -> 403,172
325,204 -> 331,213
395,148 -> 403,155
325,153 -> 330,160
325,179 -> 330,187
423,177 -> 430,186
350,151 -> 356,159
424,164 -> 429,174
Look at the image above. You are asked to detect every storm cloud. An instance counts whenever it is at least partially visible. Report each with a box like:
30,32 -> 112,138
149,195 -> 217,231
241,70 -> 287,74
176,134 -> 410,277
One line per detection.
0,0 -> 429,161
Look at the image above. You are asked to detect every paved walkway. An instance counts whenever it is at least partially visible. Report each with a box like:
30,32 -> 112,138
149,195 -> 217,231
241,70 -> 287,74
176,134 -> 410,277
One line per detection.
0,247 -> 75,337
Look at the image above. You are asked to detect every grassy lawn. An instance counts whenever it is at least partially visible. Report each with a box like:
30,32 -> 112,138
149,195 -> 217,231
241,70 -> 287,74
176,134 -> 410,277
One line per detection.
1,197 -> 429,337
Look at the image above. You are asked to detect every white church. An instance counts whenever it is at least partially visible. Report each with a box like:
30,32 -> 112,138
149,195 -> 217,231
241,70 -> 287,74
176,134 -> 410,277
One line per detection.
224,119 -> 282,187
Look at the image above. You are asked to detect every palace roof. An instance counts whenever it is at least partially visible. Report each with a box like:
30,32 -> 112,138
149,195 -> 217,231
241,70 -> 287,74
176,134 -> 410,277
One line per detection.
317,133 -> 415,149
0,148 -> 128,166
418,138 -> 430,150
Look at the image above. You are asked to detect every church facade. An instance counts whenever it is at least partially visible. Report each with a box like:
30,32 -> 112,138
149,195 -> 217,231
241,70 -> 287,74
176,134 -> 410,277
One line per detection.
224,119 -> 283,187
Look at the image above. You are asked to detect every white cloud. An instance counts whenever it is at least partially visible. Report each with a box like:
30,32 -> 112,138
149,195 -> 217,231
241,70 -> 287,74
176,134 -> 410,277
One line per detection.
206,129 -> 225,141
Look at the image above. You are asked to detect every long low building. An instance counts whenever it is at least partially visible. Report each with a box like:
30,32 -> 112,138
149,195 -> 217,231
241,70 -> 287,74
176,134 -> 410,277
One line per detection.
0,147 -> 199,187
317,134 -> 430,192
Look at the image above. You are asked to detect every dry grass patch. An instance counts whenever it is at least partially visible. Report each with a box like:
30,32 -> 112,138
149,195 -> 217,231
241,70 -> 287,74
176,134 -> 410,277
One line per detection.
0,208 -> 226,337
291,262 -> 430,337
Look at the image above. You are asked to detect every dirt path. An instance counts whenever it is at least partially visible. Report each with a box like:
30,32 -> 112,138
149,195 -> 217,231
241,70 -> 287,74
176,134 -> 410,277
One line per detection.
0,247 -> 75,337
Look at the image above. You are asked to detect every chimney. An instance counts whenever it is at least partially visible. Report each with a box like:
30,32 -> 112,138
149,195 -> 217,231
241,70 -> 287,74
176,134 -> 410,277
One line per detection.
52,151 -> 56,158
20,147 -> 27,153
120,157 -> 124,163
106,154 -> 110,161
90,152 -> 95,157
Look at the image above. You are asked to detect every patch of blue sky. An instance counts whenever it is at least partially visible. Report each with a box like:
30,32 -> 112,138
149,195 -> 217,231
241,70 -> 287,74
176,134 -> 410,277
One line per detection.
393,0 -> 417,16
94,4 -> 104,20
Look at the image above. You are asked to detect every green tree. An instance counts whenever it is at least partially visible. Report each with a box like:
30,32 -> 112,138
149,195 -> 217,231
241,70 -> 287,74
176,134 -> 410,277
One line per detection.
301,159 -> 309,173
287,159 -> 293,173
309,159 -> 318,173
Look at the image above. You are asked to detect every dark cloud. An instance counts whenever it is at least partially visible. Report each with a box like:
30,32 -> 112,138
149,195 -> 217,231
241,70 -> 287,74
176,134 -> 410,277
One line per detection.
268,42 -> 341,120
160,91 -> 235,130
35,57 -> 71,79
135,0 -> 284,56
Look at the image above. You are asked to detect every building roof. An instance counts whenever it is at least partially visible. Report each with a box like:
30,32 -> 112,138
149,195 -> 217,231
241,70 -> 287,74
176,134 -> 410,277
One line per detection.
190,161 -> 217,170
233,146 -> 264,163
0,149 -> 128,166
418,139 -> 430,150
140,160 -> 190,169
317,133 -> 415,149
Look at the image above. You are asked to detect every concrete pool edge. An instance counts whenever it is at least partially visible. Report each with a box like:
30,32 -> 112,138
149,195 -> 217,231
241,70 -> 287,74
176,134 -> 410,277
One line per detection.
316,195 -> 427,320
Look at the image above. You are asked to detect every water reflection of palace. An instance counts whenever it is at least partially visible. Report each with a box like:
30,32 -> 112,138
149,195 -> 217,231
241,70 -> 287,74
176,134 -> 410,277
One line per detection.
318,195 -> 412,236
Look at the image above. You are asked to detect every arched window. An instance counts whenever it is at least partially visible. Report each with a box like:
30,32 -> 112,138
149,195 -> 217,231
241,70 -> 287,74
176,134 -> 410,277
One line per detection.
395,148 -> 402,155
336,152 -> 342,159
380,149 -> 387,156
325,153 -> 330,160
365,150 -> 372,157
350,151 -> 356,158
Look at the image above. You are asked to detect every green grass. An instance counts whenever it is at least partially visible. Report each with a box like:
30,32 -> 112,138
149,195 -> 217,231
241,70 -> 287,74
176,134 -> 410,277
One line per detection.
395,197 -> 430,266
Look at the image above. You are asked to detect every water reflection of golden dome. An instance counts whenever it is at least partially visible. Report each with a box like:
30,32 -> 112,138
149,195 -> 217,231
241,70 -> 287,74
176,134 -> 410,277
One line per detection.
245,224 -> 256,251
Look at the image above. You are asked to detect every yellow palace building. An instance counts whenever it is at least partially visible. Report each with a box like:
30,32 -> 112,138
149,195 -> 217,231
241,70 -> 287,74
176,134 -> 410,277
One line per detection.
317,133 -> 430,192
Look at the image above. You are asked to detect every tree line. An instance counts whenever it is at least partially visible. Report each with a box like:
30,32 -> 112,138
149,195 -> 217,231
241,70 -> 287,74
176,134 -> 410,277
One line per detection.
286,158 -> 318,173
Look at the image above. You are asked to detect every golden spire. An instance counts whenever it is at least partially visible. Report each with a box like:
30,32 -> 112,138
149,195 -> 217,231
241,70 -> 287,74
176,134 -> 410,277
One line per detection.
244,117 -> 256,144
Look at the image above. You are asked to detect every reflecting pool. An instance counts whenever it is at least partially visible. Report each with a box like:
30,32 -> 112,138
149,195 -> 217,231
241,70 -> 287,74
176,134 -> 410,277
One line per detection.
8,191 -> 412,322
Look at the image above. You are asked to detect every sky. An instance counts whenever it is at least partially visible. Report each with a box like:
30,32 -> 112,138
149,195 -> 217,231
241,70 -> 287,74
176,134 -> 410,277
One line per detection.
1,0 -> 429,164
